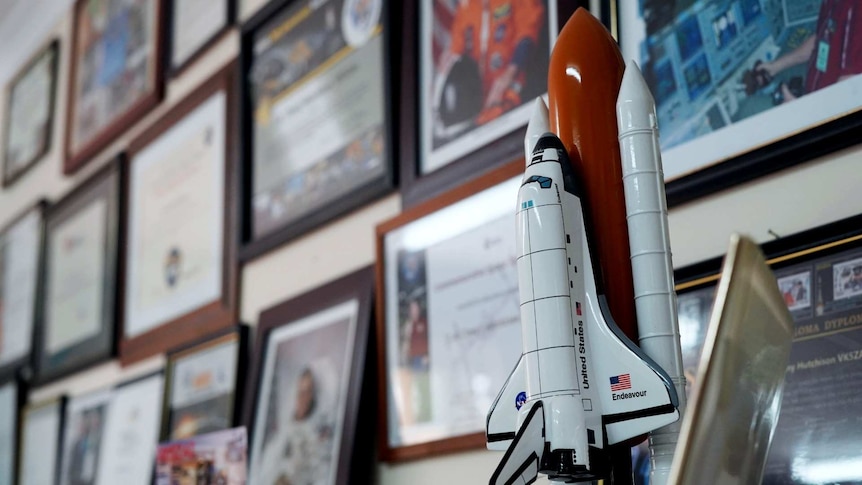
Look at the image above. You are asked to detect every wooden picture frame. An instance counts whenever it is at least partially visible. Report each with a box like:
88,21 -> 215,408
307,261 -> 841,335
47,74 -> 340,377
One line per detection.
119,63 -> 239,365
2,40 -> 59,187
238,0 -> 396,261
0,376 -> 26,485
244,267 -> 374,484
64,0 -> 166,174
18,396 -> 67,485
399,0 -> 585,208
161,325 -> 249,441
38,159 -> 123,383
168,0 -> 236,76
375,159 -> 524,461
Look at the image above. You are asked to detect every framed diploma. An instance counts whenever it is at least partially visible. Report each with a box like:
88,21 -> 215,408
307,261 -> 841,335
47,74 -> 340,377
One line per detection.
2,40 -> 58,186
245,268 -> 373,485
19,397 -> 66,485
239,0 -> 395,259
65,0 -> 166,174
59,388 -> 112,485
169,0 -> 234,74
96,372 -> 165,485
0,378 -> 25,485
375,160 -> 523,460
38,160 -> 121,383
0,202 -> 46,379
155,427 -> 247,485
162,325 -> 249,441
121,64 -> 239,364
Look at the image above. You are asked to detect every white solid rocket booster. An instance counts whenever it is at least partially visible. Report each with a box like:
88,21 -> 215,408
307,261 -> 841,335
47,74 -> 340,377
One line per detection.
617,61 -> 687,485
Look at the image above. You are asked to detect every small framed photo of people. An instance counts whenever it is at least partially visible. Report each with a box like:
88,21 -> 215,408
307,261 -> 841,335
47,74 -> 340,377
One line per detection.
58,388 -> 112,485
239,0 -> 395,259
616,0 -> 862,203
169,0 -> 234,74
65,0 -> 165,174
19,397 -> 66,485
155,427 -> 247,484
0,202 -> 46,379
162,326 -> 248,441
38,160 -> 122,383
2,40 -> 58,186
0,378 -> 24,485
375,160 -> 524,460
121,64 -> 239,364
245,268 -> 373,485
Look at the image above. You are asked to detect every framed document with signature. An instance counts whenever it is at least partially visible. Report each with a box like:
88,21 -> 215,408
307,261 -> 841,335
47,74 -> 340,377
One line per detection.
121,64 -> 238,364
19,397 -> 66,485
239,0 -> 395,259
162,326 -> 248,441
375,160 -> 523,460
38,161 -> 121,383
65,0 -> 165,174
169,0 -> 234,74
2,40 -> 58,186
0,202 -> 46,379
59,388 -> 112,485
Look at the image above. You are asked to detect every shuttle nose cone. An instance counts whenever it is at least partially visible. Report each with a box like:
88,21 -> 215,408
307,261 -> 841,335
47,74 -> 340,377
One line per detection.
525,97 -> 551,165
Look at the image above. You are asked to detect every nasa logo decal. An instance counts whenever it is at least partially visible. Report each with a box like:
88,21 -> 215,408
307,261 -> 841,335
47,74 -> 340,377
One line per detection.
515,391 -> 527,410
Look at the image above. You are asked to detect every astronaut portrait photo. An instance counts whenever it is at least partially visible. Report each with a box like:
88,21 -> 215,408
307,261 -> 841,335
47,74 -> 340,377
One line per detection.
777,271 -> 812,311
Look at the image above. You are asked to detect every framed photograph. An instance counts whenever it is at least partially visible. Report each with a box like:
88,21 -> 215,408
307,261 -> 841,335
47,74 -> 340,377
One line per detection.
2,40 -> 58,186
169,0 -> 235,74
616,0 -> 862,205
96,372 -> 165,485
375,160 -> 524,460
162,325 -> 249,441
239,0 -> 395,260
245,268 -> 373,484
65,0 -> 166,174
400,0 -> 582,206
0,202 -> 46,380
155,427 -> 247,484
38,160 -> 122,383
121,64 -> 239,364
19,397 -> 66,485
0,378 -> 25,485
59,388 -> 112,485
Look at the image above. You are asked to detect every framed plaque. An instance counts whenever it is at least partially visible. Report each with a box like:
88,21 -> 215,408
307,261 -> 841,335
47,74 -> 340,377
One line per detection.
2,40 -> 58,186
615,1 -> 862,205
38,160 -> 121,383
0,202 -> 46,380
59,388 -> 112,485
121,64 -> 238,364
19,397 -> 66,485
239,0 -> 395,259
155,427 -> 247,485
169,0 -> 234,74
0,378 -> 25,485
162,325 -> 248,441
65,0 -> 166,174
375,160 -> 523,460
96,372 -> 165,485
245,268 -> 373,485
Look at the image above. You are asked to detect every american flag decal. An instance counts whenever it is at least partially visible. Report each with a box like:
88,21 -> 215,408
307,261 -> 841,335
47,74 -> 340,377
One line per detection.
610,374 -> 631,392
576,302 -> 582,316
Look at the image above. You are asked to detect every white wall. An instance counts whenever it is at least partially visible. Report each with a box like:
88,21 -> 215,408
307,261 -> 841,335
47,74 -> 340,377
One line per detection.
1,1 -> 861,483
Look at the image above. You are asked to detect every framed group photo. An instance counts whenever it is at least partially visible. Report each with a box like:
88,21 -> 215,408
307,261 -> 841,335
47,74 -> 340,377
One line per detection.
375,160 -> 523,460
239,0 -> 395,259
615,0 -> 862,203
168,0 -> 235,74
155,427 -> 248,484
245,268 -> 373,484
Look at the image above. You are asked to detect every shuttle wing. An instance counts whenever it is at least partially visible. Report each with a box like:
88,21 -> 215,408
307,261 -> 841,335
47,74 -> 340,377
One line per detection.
490,401 -> 545,485
486,355 -> 527,451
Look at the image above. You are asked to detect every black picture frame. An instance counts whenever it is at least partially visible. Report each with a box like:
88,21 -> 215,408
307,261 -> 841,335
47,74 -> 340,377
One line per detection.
18,395 -> 67,485
398,0 -> 586,208
161,324 -> 249,441
167,0 -> 236,76
0,375 -> 27,485
2,40 -> 59,187
609,0 -> 862,207
238,0 -> 397,261
37,158 -> 123,384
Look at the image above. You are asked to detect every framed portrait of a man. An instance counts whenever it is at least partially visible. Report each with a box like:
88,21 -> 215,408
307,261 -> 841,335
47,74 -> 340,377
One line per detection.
59,388 -> 112,485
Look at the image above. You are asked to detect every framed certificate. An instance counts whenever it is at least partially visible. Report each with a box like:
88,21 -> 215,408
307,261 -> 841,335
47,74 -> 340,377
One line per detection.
2,40 -> 58,186
0,202 -> 46,379
155,427 -> 247,485
59,388 -> 112,485
169,0 -> 234,74
19,397 -> 66,485
0,378 -> 25,485
375,160 -> 523,460
614,1 -> 862,205
239,0 -> 395,259
65,0 -> 166,174
162,326 -> 248,441
245,268 -> 373,485
38,160 -> 121,383
121,64 -> 238,364
96,373 -> 165,485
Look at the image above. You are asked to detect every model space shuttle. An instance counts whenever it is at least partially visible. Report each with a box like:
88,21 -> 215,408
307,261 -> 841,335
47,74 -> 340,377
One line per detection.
486,9 -> 687,484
